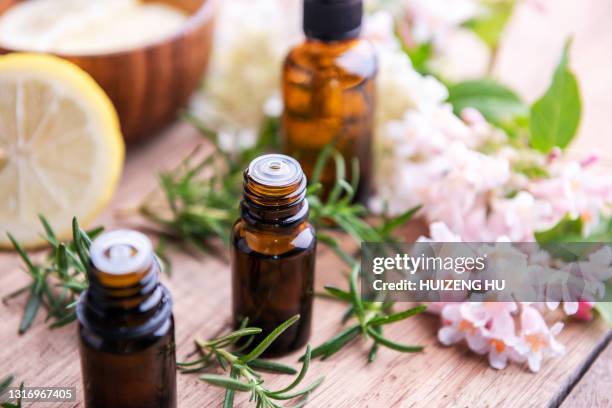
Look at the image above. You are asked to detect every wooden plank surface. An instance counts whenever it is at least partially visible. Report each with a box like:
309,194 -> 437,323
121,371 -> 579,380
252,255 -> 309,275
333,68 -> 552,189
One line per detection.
0,121 -> 610,408
561,343 -> 612,408
2,0 -> 612,407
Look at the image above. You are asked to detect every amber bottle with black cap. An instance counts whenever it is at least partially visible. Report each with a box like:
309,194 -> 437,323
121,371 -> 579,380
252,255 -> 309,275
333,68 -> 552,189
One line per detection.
77,230 -> 176,408
282,0 -> 377,202
231,154 -> 316,356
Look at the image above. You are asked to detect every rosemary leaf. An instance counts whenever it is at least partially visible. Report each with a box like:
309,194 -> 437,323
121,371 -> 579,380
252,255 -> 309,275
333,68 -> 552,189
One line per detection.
223,367 -> 240,408
183,317 -> 322,407
7,217 -> 101,333
266,376 -> 324,401
19,287 -> 42,334
240,315 -> 300,363
272,346 -> 312,394
368,327 -> 381,363
201,375 -> 254,392
247,360 -> 297,375
369,305 -> 428,326
322,286 -> 352,302
366,327 -> 423,353
0,376 -> 13,396
307,325 -> 361,360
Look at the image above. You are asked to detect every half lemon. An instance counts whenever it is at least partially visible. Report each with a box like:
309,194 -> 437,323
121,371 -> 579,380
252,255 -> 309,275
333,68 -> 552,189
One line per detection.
0,53 -> 124,248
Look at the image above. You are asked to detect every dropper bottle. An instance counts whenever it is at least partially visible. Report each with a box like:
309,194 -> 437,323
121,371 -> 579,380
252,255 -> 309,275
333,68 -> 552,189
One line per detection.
282,0 -> 377,202
231,154 -> 316,356
77,230 -> 177,408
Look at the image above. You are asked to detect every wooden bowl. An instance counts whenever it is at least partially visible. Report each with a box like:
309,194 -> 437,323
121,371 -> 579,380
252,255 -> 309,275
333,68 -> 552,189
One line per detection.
0,0 -> 216,142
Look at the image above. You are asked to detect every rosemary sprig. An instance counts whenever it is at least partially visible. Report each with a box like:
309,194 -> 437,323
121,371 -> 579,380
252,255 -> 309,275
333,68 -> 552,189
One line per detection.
0,376 -> 13,399
179,316 -> 324,407
308,264 -> 426,363
141,113 -> 419,261
140,112 -> 276,246
0,376 -> 23,408
4,217 -> 100,334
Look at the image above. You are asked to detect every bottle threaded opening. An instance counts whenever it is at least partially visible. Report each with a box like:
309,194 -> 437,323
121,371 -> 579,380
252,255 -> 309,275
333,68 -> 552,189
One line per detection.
90,230 -> 154,278
242,154 -> 309,226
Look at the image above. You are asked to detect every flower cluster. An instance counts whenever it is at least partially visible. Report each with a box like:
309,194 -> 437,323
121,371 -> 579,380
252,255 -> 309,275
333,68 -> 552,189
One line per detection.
367,6 -> 612,242
420,222 -> 612,371
439,302 -> 565,372
191,0 -> 301,150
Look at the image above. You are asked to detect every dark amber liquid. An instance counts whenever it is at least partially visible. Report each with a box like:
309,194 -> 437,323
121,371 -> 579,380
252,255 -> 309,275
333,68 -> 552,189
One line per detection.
79,318 -> 177,408
78,261 -> 177,408
231,220 -> 316,356
282,38 -> 377,202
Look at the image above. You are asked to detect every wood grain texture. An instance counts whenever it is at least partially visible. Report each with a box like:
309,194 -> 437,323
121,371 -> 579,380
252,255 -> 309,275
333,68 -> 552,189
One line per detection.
561,343 -> 612,408
0,120 -> 610,408
0,0 -> 216,142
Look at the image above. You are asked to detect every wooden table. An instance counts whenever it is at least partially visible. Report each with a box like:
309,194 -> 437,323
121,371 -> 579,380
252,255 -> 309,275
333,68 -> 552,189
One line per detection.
1,0 -> 611,406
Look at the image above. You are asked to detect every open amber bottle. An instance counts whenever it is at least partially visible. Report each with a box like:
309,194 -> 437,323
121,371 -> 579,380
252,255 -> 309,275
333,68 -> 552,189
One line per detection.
231,154 -> 316,356
77,230 -> 176,408
282,0 -> 377,202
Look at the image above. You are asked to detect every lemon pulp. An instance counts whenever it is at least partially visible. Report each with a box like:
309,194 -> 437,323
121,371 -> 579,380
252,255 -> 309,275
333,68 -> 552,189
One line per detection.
0,53 -> 124,248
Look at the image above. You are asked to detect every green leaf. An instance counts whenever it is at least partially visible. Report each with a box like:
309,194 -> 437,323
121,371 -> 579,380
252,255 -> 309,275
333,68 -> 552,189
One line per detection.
272,345 -> 312,395
323,286 -> 352,302
7,234 -> 36,275
247,359 -> 297,375
366,327 -> 423,353
308,325 -> 361,360
405,42 -> 433,75
378,205 -> 422,237
223,367 -> 240,408
267,376 -> 324,401
239,315 -> 300,362
447,79 -> 527,127
72,218 -> 90,269
368,326 -> 382,363
39,215 -> 58,246
0,376 -> 13,397
49,312 -> 78,329
349,264 -> 365,322
530,39 -> 582,152
464,0 -> 516,49
534,215 -> 592,262
19,288 -> 42,334
310,143 -> 335,185
206,328 -> 262,347
368,305 -> 427,326
535,215 -> 583,244
200,375 -> 254,392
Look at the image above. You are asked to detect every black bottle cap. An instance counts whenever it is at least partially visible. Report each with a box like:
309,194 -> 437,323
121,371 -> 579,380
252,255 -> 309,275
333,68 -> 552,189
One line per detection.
303,0 -> 363,41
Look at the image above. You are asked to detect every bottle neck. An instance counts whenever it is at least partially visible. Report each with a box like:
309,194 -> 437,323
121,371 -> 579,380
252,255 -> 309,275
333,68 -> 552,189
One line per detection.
78,259 -> 172,340
305,29 -> 361,43
240,169 -> 309,230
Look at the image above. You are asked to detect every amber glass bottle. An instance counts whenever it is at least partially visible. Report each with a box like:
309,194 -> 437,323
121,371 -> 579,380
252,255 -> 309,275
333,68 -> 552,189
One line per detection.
231,154 -> 316,356
282,0 -> 377,202
78,230 -> 176,408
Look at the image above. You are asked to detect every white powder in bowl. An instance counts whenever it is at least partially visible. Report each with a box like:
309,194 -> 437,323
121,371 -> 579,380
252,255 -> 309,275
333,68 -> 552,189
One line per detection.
0,0 -> 189,55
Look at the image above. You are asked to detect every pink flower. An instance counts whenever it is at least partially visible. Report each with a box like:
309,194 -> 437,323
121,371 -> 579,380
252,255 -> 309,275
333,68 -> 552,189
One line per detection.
438,303 -> 488,353
574,300 -> 596,321
485,308 -> 519,369
514,305 -> 565,372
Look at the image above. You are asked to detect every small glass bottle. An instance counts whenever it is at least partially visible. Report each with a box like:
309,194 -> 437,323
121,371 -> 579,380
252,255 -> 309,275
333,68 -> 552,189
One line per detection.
231,154 -> 316,356
77,230 -> 177,408
282,0 -> 377,202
